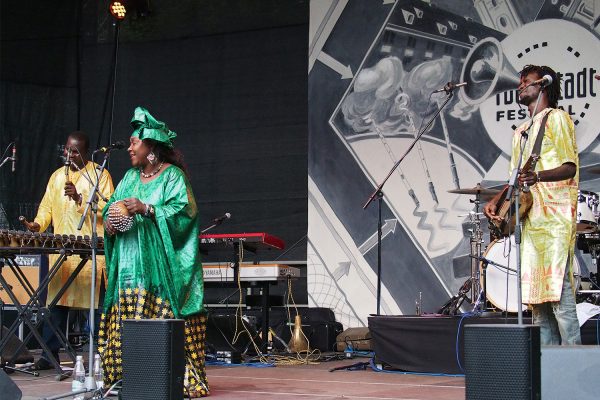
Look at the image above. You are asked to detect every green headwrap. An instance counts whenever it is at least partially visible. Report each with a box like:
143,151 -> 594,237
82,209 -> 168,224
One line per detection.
130,106 -> 177,149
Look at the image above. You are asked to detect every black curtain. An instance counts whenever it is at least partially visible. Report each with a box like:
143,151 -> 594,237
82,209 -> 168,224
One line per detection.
0,0 -> 308,261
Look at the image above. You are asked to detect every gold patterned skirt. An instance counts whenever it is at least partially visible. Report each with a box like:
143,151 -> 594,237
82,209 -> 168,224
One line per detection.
98,287 -> 210,397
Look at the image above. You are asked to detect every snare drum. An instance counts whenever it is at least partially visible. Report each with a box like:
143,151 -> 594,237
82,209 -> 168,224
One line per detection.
481,236 -> 580,312
577,190 -> 599,233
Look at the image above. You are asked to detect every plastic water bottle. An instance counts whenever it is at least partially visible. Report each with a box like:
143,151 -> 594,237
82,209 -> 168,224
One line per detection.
93,353 -> 104,391
345,343 -> 354,359
72,355 -> 86,400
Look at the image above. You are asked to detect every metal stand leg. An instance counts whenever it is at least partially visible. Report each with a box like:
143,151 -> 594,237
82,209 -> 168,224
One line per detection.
0,254 -> 87,380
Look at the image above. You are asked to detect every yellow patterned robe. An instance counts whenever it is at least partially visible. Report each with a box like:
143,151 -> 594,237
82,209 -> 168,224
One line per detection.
510,107 -> 578,304
34,161 -> 114,308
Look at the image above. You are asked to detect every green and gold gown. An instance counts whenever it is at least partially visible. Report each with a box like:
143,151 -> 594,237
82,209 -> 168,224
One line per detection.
98,165 -> 209,397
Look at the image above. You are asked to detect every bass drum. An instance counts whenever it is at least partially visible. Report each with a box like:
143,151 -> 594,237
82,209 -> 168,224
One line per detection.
577,190 -> 599,233
482,236 -> 580,312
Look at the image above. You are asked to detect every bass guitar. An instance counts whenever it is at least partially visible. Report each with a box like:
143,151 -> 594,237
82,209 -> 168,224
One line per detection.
489,154 -> 539,237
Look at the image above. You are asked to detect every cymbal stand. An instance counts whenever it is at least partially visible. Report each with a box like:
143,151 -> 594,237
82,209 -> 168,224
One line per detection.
467,192 -> 485,310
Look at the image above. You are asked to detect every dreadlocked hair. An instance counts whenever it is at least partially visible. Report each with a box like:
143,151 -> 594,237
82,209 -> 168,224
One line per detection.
520,64 -> 561,108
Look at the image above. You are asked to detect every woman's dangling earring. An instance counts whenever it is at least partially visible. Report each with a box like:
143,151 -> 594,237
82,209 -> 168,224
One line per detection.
147,151 -> 157,165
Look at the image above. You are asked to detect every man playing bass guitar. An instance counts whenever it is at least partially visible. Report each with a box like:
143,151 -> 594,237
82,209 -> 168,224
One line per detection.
484,65 -> 580,345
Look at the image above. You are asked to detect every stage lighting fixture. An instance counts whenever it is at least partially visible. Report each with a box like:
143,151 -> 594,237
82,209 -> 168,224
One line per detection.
109,1 -> 127,20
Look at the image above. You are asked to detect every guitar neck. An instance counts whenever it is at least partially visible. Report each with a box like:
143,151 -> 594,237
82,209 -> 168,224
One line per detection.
521,154 -> 534,173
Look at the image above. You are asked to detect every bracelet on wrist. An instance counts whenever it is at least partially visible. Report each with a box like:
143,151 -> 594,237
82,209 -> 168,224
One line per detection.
143,203 -> 154,218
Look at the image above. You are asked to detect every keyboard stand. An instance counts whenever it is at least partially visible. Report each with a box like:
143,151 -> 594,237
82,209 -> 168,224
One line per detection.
0,250 -> 88,380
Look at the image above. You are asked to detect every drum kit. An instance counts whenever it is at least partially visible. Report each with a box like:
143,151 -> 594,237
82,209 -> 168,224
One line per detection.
449,180 -> 600,314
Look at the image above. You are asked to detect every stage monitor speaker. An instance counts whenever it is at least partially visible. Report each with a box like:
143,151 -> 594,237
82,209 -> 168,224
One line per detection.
122,319 -> 185,400
541,345 -> 600,400
464,324 -> 540,400
0,370 -> 22,400
1,326 -> 33,364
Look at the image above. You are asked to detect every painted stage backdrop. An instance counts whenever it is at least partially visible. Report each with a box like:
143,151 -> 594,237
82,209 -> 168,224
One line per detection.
308,0 -> 600,328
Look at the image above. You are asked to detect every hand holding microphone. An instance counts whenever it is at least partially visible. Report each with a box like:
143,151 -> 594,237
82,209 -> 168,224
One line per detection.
64,181 -> 81,204
64,147 -> 72,179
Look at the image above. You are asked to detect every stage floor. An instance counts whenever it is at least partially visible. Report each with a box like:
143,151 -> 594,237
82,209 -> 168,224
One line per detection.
10,351 -> 465,400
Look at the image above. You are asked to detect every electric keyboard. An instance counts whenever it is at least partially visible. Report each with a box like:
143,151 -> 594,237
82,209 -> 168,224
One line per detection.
199,232 -> 285,252
203,263 -> 300,282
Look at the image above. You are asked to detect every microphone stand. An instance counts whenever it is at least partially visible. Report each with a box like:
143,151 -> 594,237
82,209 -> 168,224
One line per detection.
76,151 -> 110,394
200,216 -> 228,234
509,89 -> 544,326
363,86 -> 457,315
0,148 -> 17,227
0,156 -> 15,169
47,153 -> 111,400
200,215 -> 242,291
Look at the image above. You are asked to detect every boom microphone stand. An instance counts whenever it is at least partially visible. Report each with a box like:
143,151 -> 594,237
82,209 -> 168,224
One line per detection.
43,150 -> 112,400
363,82 -> 462,315
75,150 -> 112,394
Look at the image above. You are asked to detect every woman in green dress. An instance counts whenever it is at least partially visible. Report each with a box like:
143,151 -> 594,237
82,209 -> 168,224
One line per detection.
99,107 -> 209,397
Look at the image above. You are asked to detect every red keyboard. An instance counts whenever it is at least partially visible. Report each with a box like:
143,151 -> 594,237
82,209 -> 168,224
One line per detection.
199,232 -> 285,251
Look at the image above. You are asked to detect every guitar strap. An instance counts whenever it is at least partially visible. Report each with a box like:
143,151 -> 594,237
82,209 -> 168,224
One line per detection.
530,109 -> 552,162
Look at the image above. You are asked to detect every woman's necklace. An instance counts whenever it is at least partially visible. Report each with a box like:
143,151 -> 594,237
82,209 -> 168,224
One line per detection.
140,161 -> 164,178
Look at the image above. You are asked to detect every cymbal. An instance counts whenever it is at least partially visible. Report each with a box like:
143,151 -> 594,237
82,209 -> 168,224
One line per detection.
448,184 -> 500,196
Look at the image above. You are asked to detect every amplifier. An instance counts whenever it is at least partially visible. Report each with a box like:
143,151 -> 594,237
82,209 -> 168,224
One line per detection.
0,254 -> 48,305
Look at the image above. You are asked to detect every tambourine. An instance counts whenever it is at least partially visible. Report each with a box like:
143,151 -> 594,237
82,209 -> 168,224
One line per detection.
107,201 -> 134,232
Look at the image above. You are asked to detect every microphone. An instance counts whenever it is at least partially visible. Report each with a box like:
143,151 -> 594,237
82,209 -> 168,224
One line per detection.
96,141 -> 126,153
433,81 -> 467,93
11,143 -> 16,173
529,74 -> 553,88
64,148 -> 72,177
213,212 -> 231,224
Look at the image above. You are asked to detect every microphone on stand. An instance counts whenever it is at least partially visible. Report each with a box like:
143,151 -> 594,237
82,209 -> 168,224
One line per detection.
433,81 -> 467,94
95,141 -> 126,153
213,213 -> 231,225
527,74 -> 553,89
11,143 -> 16,172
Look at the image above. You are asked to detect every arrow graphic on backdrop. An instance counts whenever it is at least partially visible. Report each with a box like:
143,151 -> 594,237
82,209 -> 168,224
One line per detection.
357,218 -> 398,255
333,261 -> 351,281
317,51 -> 354,79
